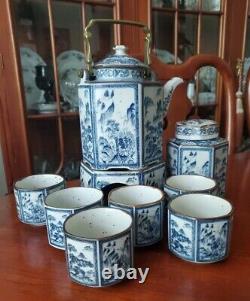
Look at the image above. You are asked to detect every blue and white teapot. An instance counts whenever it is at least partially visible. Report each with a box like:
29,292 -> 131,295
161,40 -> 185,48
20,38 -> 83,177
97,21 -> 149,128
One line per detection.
79,19 -> 166,171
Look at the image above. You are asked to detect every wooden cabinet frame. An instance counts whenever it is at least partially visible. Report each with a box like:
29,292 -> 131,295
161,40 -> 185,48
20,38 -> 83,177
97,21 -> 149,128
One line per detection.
0,0 -> 120,192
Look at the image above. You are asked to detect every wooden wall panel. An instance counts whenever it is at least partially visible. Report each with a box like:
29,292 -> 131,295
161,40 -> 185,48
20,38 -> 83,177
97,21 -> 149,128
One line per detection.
224,0 -> 248,72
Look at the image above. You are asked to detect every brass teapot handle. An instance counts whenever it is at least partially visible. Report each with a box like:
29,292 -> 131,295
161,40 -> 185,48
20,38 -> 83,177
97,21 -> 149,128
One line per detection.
83,19 -> 152,76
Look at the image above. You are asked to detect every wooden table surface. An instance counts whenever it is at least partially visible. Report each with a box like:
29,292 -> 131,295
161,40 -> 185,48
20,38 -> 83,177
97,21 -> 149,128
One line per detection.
1,152 -> 250,301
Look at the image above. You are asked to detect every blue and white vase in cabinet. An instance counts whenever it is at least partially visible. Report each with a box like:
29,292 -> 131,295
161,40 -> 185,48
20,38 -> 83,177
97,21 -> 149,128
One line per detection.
167,119 -> 228,196
79,45 -> 166,170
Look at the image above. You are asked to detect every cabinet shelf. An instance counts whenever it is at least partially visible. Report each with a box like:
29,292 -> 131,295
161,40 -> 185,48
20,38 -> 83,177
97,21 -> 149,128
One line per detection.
27,112 -> 79,120
152,6 -> 222,16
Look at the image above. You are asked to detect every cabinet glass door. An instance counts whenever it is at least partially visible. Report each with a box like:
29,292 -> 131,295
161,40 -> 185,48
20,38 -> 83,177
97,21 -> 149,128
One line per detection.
12,0 -> 117,179
151,0 -> 225,119
243,1 -> 250,88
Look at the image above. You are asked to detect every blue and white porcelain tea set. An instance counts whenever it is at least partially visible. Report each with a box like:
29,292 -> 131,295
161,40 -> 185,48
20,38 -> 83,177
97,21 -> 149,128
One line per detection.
13,19 -> 233,287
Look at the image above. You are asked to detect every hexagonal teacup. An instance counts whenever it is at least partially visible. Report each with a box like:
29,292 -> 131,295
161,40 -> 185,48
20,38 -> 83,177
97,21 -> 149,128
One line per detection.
44,187 -> 103,249
108,185 -> 165,247
168,193 -> 233,263
64,207 -> 133,287
14,174 -> 65,226
164,175 -> 217,200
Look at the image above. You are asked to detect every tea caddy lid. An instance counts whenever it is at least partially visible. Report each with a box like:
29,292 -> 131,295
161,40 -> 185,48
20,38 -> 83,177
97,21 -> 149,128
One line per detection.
94,45 -> 151,81
175,119 -> 219,141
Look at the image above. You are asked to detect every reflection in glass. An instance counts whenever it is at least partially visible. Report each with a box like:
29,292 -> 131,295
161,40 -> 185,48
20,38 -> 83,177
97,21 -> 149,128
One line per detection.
243,18 -> 250,86
179,0 -> 198,10
178,14 -> 197,61
86,5 -> 114,60
13,0 -> 56,112
52,1 -> 84,111
197,66 -> 217,105
52,1 -> 83,54
152,0 -> 175,8
245,18 -> 250,57
28,119 -> 61,174
202,0 -> 221,11
35,65 -> 54,103
62,119 -> 81,180
152,11 -> 175,63
200,15 -> 220,54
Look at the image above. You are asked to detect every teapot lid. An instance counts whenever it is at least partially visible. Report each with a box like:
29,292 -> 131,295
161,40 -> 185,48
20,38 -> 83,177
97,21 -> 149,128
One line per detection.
94,45 -> 151,81
175,119 -> 219,140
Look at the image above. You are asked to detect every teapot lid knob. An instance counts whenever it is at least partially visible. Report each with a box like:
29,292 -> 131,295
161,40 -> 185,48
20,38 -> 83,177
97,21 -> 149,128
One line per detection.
113,45 -> 128,56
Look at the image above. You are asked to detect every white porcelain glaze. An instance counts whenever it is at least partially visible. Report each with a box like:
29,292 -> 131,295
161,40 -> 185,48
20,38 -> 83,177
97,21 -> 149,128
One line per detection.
80,160 -> 166,189
65,207 -> 132,239
44,187 -> 103,249
15,174 -> 64,190
167,119 -> 228,196
166,175 -> 216,191
79,41 -> 167,170
44,187 -> 103,209
108,185 -> 163,206
168,193 -> 233,263
64,207 -> 133,287
169,194 -> 232,219
175,119 -> 219,140
108,185 -> 165,247
113,45 -> 128,56
14,174 -> 65,226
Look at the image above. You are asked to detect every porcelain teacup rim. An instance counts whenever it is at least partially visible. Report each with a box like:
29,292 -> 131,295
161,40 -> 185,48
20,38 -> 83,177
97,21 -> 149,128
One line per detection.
14,174 -> 64,191
64,207 -> 133,241
168,193 -> 233,220
165,175 -> 217,193
108,184 -> 165,208
44,187 -> 103,210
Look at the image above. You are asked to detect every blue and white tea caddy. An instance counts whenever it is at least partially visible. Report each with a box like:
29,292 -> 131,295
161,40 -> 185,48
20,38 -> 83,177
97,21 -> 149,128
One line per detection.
79,19 -> 165,172
167,119 -> 228,196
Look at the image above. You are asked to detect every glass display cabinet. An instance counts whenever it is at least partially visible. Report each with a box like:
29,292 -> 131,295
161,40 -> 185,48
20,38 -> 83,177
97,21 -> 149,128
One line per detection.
243,1 -> 250,86
0,0 -> 249,192
10,0 -> 118,180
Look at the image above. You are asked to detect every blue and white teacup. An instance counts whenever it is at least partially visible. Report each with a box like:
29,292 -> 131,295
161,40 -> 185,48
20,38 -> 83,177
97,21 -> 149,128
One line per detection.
44,187 -> 103,249
164,175 -> 217,200
108,185 -> 165,247
14,174 -> 65,226
168,193 -> 233,263
64,207 -> 133,287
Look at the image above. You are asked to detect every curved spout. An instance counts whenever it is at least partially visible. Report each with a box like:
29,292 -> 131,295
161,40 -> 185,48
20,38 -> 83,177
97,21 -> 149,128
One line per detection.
163,77 -> 184,123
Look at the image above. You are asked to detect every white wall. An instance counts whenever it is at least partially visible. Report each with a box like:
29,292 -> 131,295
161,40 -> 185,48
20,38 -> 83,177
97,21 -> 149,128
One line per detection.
0,147 -> 7,196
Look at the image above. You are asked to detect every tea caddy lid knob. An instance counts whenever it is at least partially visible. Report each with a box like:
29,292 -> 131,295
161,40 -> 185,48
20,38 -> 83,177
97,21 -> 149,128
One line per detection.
175,119 -> 219,141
